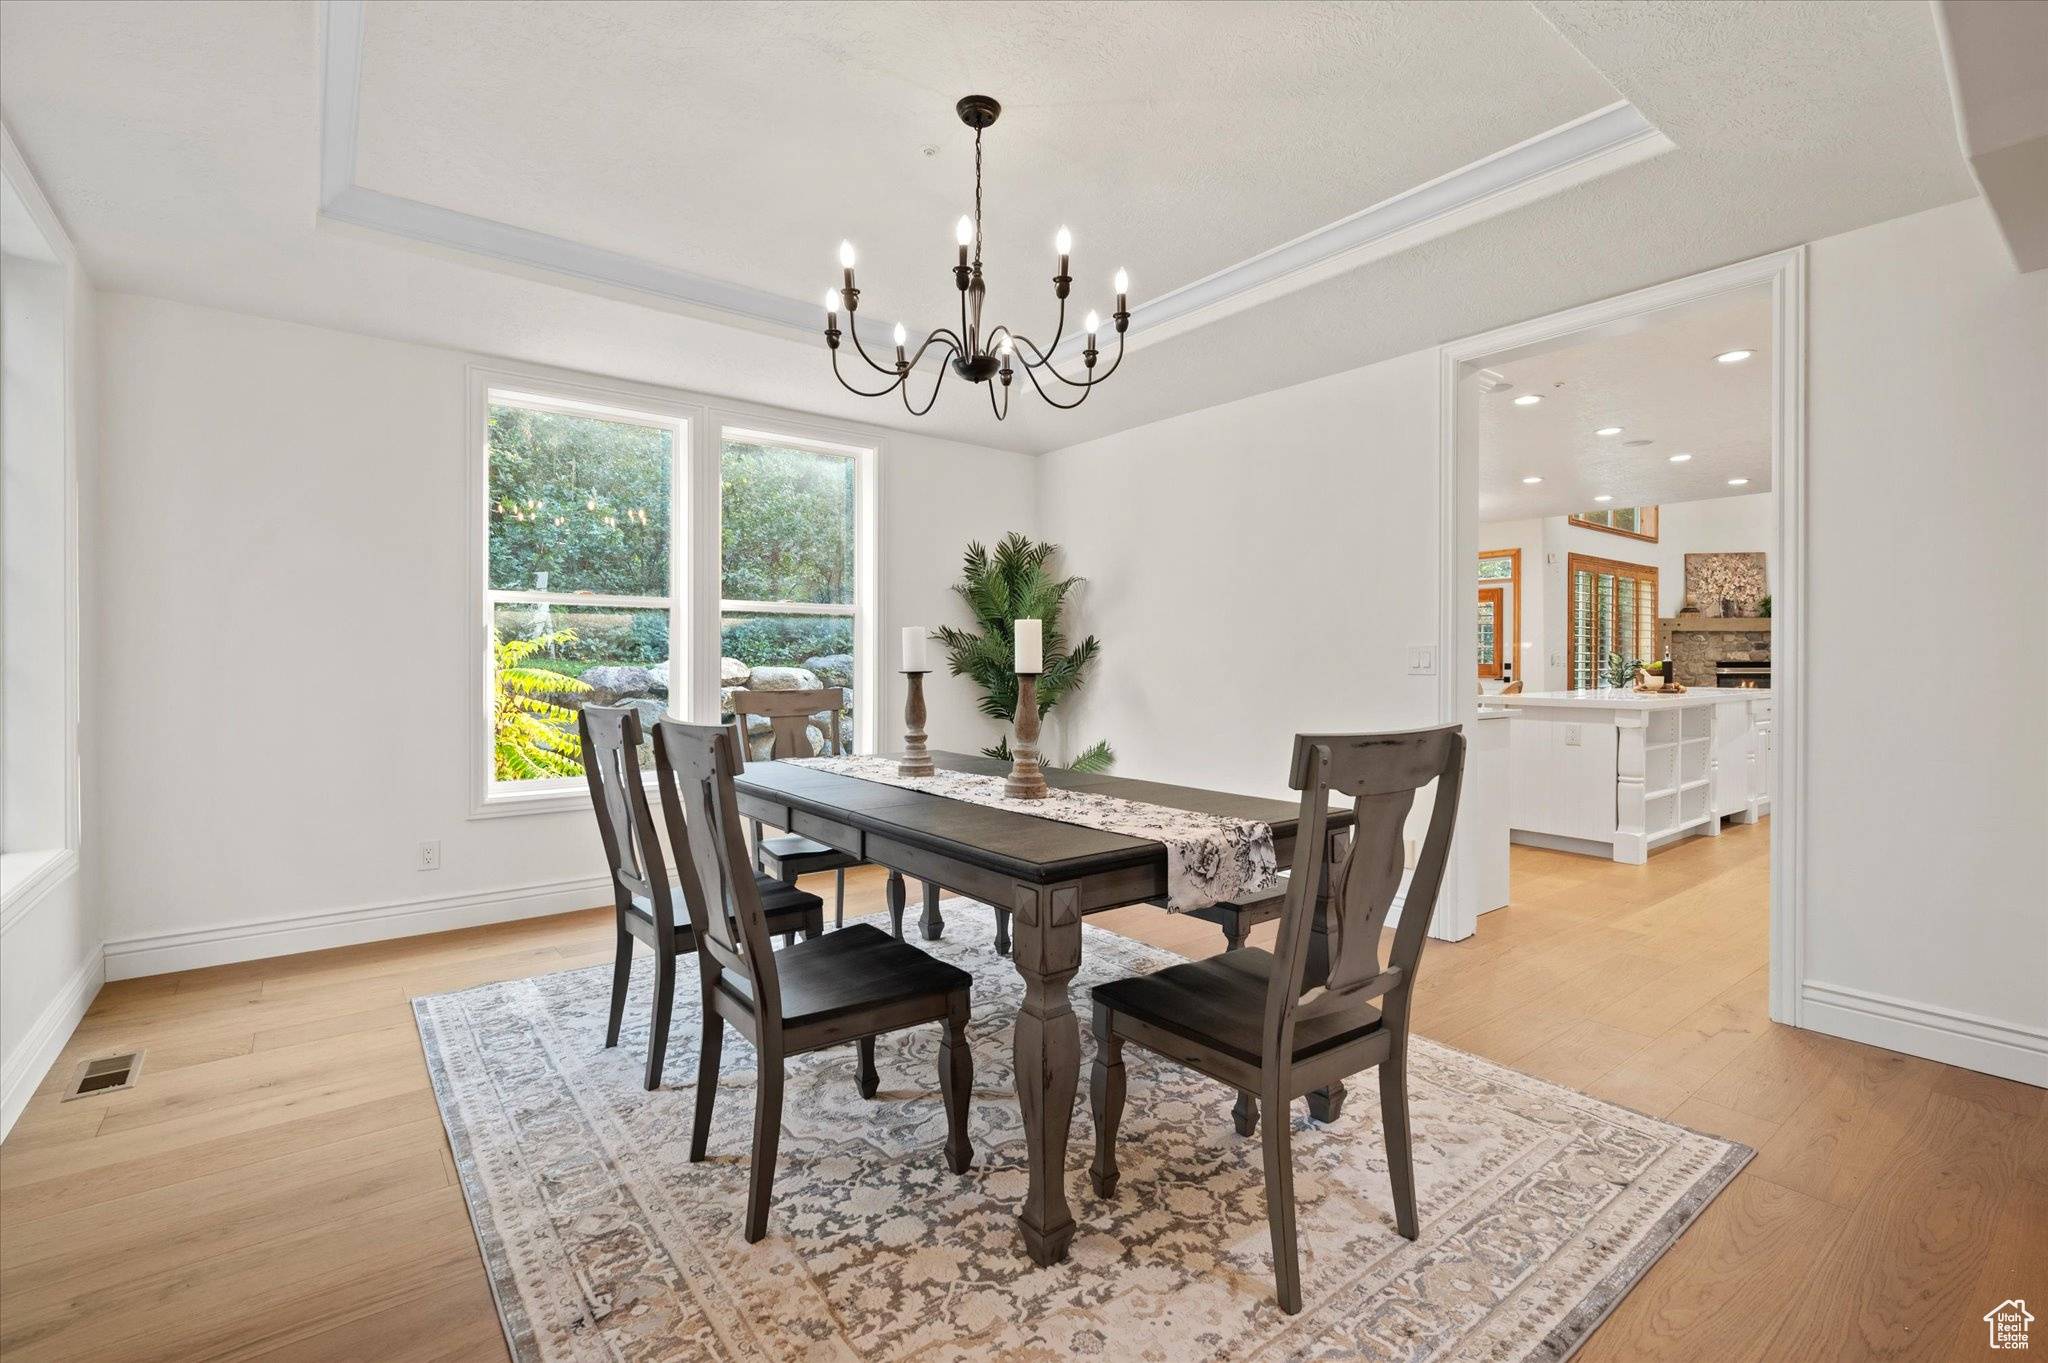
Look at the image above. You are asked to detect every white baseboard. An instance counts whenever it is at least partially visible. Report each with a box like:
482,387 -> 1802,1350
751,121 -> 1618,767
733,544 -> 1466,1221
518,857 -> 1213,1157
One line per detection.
103,874 -> 613,981
1802,980 -> 2048,1088
1,945 -> 104,1140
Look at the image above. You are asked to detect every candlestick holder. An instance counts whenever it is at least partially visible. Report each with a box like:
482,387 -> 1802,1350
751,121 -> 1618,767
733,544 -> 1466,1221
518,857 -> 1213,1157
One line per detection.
898,671 -> 935,777
1003,673 -> 1050,799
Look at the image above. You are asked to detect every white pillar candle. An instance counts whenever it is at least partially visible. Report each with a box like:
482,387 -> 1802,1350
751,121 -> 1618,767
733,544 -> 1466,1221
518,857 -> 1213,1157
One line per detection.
1014,618 -> 1044,674
900,625 -> 929,673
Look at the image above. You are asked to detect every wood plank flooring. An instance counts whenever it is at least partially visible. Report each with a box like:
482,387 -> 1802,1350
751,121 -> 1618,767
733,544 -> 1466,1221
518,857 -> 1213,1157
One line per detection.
2,819 -> 2037,1361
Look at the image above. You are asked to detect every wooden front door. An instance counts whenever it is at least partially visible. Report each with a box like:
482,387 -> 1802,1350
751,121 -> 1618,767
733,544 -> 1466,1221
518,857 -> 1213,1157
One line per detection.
1478,587 -> 1505,679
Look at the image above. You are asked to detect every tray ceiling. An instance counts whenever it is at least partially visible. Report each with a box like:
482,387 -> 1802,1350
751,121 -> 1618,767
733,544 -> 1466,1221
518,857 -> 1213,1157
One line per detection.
352,0 -> 1619,330
0,1 -> 1977,455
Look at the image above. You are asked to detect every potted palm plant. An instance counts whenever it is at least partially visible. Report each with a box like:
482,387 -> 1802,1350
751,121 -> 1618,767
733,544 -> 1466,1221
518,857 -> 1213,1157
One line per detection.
933,533 -> 1113,771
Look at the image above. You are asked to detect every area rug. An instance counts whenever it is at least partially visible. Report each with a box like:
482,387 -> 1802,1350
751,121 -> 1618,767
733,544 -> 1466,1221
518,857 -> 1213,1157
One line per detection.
415,907 -> 1751,1363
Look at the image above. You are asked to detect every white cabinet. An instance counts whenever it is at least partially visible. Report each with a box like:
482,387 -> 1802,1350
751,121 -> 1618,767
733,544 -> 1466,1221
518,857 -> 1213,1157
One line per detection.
1507,689 -> 1771,863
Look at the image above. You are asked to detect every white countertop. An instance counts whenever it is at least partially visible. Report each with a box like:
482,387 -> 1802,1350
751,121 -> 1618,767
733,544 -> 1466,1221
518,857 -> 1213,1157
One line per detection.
1507,687 -> 1772,709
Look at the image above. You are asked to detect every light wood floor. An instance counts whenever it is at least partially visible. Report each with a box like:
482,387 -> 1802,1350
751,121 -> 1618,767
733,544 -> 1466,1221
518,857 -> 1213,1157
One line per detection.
1,820 -> 2038,1361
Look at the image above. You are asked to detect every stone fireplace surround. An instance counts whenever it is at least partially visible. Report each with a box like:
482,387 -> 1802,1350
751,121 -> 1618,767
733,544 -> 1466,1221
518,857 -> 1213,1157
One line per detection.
1658,616 -> 1772,688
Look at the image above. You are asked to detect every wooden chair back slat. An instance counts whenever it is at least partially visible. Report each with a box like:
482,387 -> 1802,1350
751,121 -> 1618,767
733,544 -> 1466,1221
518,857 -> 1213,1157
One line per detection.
729,687 -> 847,759
1264,726 -> 1465,1069
579,705 -> 674,938
652,718 -> 784,1019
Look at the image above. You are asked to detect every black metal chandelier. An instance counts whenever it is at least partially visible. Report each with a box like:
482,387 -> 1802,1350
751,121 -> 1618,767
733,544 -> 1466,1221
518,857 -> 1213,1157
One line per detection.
824,94 -> 1129,421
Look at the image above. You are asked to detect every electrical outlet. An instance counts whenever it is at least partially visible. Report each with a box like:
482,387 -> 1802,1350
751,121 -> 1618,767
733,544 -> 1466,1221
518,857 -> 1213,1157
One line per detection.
1563,724 -> 1582,746
418,840 -> 441,871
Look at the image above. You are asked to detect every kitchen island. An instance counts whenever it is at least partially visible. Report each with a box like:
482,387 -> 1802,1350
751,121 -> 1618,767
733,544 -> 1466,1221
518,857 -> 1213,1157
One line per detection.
1507,688 -> 1771,863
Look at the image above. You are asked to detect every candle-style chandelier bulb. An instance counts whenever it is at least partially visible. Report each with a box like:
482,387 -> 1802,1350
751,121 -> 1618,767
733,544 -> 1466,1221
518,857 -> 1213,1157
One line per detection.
822,95 -> 1127,420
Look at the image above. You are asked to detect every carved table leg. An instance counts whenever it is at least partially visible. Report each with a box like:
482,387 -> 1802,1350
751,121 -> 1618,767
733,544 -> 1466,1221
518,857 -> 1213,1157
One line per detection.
993,907 -> 1012,956
1011,880 -> 1082,1265
886,870 -> 907,941
1306,827 -> 1348,1123
920,879 -> 945,941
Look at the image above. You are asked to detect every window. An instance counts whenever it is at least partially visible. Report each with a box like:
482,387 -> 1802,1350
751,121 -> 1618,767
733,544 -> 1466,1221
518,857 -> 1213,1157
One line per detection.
471,374 -> 877,813
1570,504 -> 1660,542
1568,553 -> 1658,688
721,431 -> 860,753
483,390 -> 683,798
2,168 -> 80,902
1477,549 -> 1521,682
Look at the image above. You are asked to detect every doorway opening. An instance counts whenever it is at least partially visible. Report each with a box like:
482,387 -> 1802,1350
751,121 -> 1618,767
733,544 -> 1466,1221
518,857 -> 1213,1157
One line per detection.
1438,251 -> 1804,1025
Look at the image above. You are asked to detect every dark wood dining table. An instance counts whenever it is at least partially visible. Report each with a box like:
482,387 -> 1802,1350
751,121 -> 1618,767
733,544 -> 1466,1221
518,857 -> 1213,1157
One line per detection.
732,750 -> 1352,1267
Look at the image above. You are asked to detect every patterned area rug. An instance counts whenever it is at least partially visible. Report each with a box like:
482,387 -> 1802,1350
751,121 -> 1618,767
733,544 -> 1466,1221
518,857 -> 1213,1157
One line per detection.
415,907 -> 1750,1363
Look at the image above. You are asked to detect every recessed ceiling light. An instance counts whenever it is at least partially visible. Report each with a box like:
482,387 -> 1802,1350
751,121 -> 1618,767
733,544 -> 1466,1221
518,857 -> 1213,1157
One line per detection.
1593,495 -> 1613,502
1522,476 -> 1543,484
1623,438 -> 1653,448
1669,453 -> 1692,462
1512,394 -> 1542,406
1595,426 -> 1622,436
1716,349 -> 1754,364
1728,477 -> 1750,486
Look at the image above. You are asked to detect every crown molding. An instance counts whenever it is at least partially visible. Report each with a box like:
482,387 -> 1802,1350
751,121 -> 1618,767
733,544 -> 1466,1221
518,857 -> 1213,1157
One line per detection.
315,0 -> 1674,353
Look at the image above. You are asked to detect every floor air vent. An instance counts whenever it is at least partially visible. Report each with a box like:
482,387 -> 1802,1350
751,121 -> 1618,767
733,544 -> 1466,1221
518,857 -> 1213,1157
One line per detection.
63,1050 -> 146,1101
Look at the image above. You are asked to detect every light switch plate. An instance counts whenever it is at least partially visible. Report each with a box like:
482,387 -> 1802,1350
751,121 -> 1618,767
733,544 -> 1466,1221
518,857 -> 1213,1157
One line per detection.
1407,645 -> 1437,676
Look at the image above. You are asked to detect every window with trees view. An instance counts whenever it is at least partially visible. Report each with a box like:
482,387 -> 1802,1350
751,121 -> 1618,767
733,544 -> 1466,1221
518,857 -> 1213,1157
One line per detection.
721,433 -> 858,755
484,393 -> 681,791
477,381 -> 871,810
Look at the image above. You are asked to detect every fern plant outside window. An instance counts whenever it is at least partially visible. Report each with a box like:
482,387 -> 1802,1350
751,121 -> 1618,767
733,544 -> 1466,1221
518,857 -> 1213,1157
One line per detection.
484,392 -> 681,800
477,380 -> 875,811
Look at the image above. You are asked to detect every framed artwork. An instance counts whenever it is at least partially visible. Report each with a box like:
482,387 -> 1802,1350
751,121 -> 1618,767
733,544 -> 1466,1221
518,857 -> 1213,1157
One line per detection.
1684,552 -> 1768,616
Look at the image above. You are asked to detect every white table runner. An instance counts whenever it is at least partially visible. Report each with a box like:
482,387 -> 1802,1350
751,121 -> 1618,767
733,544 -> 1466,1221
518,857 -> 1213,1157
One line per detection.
785,754 -> 1278,911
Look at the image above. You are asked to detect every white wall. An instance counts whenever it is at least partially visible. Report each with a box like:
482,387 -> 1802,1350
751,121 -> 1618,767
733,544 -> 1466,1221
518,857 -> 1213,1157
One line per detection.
93,295 -> 1035,977
1038,349 -> 1445,802
1801,197 -> 2047,1083
1485,493 -> 1775,689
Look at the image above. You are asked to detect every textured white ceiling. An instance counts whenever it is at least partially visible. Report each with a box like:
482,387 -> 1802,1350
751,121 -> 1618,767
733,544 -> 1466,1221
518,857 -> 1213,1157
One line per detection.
354,0 -> 1615,331
1476,287 -> 1771,521
0,1 -> 1978,455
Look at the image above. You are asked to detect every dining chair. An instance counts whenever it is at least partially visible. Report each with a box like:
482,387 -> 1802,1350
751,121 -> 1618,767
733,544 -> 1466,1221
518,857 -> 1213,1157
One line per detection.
579,705 -> 825,1091
652,717 -> 976,1244
1087,725 -> 1466,1315
730,687 -> 862,927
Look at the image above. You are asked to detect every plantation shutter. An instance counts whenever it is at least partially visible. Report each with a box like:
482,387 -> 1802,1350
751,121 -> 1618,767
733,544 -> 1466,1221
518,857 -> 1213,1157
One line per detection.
1568,553 -> 1658,687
